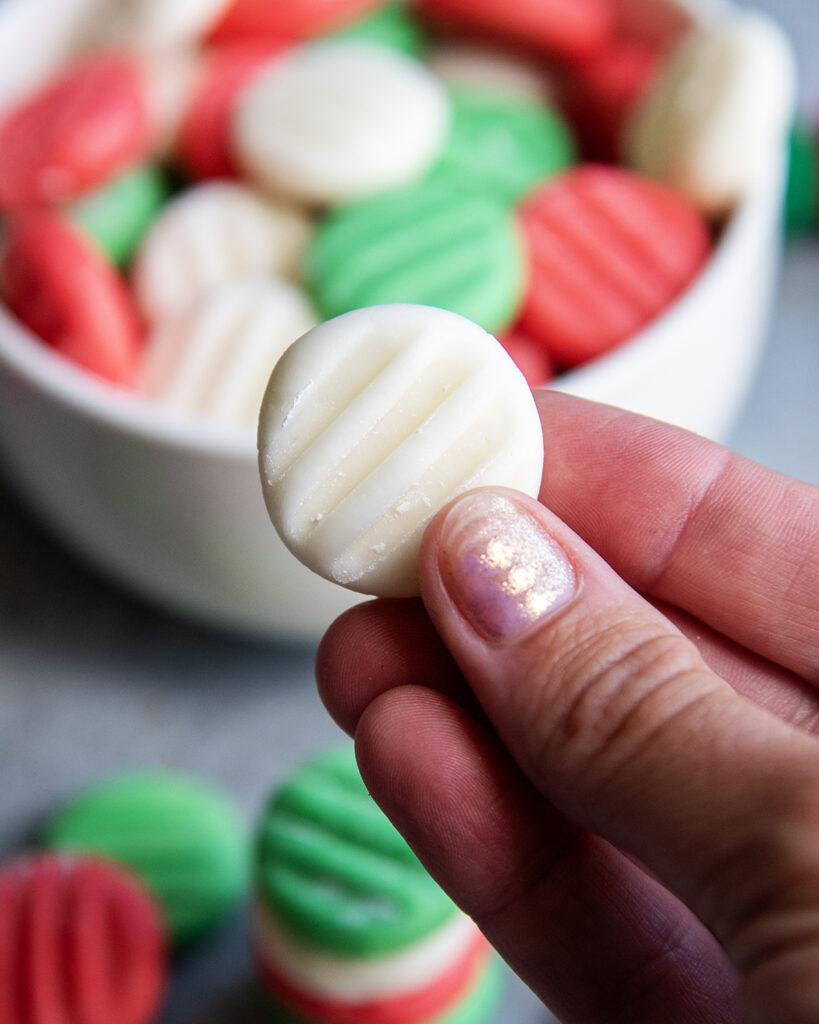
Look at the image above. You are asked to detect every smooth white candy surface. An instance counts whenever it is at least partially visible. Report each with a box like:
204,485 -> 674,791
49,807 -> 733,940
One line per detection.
258,305 -> 544,598
234,41 -> 451,206
132,182 -> 313,323
624,11 -> 796,215
140,276 -> 317,425
97,0 -> 230,51
426,43 -> 553,103
253,901 -> 479,1003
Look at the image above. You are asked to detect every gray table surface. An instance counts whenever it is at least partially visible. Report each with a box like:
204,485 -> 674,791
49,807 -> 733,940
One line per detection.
1,1 -> 817,1022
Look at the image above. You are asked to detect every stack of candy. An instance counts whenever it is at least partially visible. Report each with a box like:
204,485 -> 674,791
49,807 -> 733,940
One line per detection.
0,0 -> 796,427
253,745 -> 502,1024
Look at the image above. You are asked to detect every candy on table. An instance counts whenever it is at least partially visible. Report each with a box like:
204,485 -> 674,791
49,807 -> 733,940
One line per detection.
332,1 -> 425,56
258,304 -> 544,597
307,181 -> 525,334
94,0 -> 233,52
0,209 -> 142,385
43,772 -> 249,948
252,744 -> 503,1024
132,181 -> 313,323
0,52 -> 153,208
177,40 -> 288,180
425,88 -> 576,204
208,0 -> 387,44
425,42 -> 555,104
0,854 -> 166,1024
517,165 -> 711,367
70,163 -> 170,267
785,123 -> 819,236
233,40 -> 451,206
498,331 -> 555,389
140,275 -> 317,425
623,10 -> 797,217
414,0 -> 615,60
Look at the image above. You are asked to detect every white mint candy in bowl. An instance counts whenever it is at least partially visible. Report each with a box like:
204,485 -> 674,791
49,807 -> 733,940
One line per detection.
258,304 -> 545,598
140,275 -> 318,426
132,181 -> 313,323
234,40 -> 451,206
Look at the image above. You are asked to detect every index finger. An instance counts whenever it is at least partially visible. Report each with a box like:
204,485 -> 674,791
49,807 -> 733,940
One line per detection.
535,390 -> 819,682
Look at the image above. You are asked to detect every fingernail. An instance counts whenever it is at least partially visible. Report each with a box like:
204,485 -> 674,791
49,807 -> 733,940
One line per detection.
439,492 -> 577,640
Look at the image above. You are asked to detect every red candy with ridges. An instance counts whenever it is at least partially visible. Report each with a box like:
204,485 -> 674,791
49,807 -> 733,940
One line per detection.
208,0 -> 386,43
0,855 -> 166,1024
179,41 -> 288,179
0,211 -> 143,385
0,54 -> 152,208
518,166 -> 711,366
415,0 -> 614,60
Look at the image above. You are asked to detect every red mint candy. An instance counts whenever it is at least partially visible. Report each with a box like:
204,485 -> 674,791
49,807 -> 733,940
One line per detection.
0,855 -> 166,1024
499,331 -> 555,388
0,210 -> 143,385
518,166 -> 711,367
0,54 -> 152,208
208,0 -> 386,43
415,0 -> 614,60
178,41 -> 288,180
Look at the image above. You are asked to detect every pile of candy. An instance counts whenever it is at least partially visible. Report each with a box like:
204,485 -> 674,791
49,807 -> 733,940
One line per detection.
0,0 -> 796,427
0,747 -> 495,1024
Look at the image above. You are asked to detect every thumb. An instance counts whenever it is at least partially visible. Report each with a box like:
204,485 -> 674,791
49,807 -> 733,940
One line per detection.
420,487 -> 819,1020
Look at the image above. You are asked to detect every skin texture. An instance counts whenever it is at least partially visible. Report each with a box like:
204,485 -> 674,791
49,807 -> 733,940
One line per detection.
316,390 -> 819,1024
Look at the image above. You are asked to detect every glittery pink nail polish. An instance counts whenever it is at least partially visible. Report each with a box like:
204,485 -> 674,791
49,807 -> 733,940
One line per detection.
439,492 -> 577,640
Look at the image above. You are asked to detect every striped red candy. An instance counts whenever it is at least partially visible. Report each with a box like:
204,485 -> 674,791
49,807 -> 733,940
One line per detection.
208,0 -> 386,43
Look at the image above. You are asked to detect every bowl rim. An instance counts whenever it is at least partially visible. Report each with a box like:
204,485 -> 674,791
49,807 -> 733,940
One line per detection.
0,0 -> 754,462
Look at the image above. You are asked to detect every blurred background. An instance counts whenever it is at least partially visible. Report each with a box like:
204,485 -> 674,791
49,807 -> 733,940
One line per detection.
0,0 -> 816,1022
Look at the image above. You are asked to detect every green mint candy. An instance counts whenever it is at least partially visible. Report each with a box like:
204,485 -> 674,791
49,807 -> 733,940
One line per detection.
308,181 -> 525,334
331,2 -> 425,56
71,165 -> 169,267
425,89 -> 576,204
43,772 -> 248,947
785,123 -> 819,236
256,745 -> 459,957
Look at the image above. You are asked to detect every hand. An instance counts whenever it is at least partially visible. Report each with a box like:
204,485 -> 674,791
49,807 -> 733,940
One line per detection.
316,391 -> 819,1024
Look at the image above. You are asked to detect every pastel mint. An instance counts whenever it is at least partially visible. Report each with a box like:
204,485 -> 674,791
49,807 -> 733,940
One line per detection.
256,745 -> 459,957
43,772 -> 248,947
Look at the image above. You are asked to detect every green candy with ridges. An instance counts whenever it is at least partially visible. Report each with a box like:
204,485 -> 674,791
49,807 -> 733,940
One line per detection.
308,181 -> 525,334
273,955 -> 504,1024
71,164 -> 169,266
43,772 -> 248,947
785,123 -> 819,236
331,2 -> 425,56
425,89 -> 576,204
256,745 -> 460,957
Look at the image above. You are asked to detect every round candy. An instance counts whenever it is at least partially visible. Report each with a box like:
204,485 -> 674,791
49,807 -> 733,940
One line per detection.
332,2 -> 425,56
0,53 -> 152,208
0,854 -> 166,1024
415,0 -> 614,60
177,41 -> 287,180
426,89 -> 576,204
139,275 -> 317,425
96,0 -> 232,51
308,181 -> 524,333
624,11 -> 797,216
0,210 -> 142,385
208,0 -> 385,43
71,164 -> 169,267
132,181 -> 312,323
258,305 -> 544,597
43,772 -> 248,947
517,166 -> 711,366
785,123 -> 819,236
233,40 -> 450,206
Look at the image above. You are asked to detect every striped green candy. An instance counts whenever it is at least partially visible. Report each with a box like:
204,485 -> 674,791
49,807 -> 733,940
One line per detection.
43,772 -> 248,947
256,744 -> 460,957
308,181 -> 525,334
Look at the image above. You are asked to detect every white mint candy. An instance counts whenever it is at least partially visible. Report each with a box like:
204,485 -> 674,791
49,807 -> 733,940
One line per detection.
624,11 -> 796,216
140,276 -> 317,426
258,304 -> 544,598
96,0 -> 231,51
234,41 -> 451,206
132,182 -> 313,323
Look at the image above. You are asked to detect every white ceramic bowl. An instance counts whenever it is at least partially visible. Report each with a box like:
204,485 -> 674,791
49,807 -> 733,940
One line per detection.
0,0 -> 789,640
